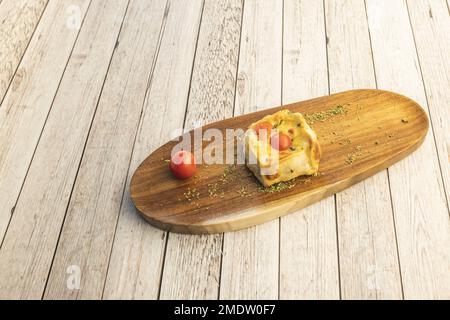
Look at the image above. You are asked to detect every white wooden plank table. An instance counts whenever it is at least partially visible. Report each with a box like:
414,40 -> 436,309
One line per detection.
0,0 -> 448,300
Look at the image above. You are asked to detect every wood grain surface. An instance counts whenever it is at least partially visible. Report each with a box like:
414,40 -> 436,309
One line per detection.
0,0 -> 48,101
131,89 -> 429,234
103,0 -> 204,299
326,0 -> 402,299
367,0 -> 450,299
279,0 -> 338,300
159,0 -> 242,300
0,0 -> 90,248
220,0 -> 281,300
0,0 -> 128,299
44,0 -> 168,300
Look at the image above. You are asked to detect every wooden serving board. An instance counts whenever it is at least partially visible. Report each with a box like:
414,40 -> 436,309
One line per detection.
130,89 -> 428,234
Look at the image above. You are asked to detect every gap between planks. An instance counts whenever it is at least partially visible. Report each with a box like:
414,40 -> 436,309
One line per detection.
0,0 -> 130,299
0,0 -> 49,105
0,0 -> 93,250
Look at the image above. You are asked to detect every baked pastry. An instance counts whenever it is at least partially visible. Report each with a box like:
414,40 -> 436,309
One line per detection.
245,109 -> 321,187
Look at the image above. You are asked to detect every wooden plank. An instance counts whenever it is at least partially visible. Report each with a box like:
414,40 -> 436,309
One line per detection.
366,0 -> 450,299
102,0 -> 204,299
325,0 -> 402,299
0,0 -> 129,299
158,0 -> 242,300
43,0 -> 168,300
219,0 -> 281,300
0,0 -> 90,251
0,0 -> 48,102
407,0 -> 450,213
279,0 -> 339,300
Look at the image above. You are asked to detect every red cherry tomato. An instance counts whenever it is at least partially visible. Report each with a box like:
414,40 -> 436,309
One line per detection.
271,133 -> 292,151
169,150 -> 197,179
253,122 -> 273,138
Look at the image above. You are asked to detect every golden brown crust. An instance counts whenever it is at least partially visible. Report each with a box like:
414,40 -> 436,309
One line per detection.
312,139 -> 321,164
245,109 -> 321,187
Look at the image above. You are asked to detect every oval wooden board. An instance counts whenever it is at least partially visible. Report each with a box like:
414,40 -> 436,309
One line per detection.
131,89 -> 428,234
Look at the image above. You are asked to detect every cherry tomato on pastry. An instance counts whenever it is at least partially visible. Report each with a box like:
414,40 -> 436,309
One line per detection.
253,122 -> 273,137
271,133 -> 292,151
169,150 -> 197,179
